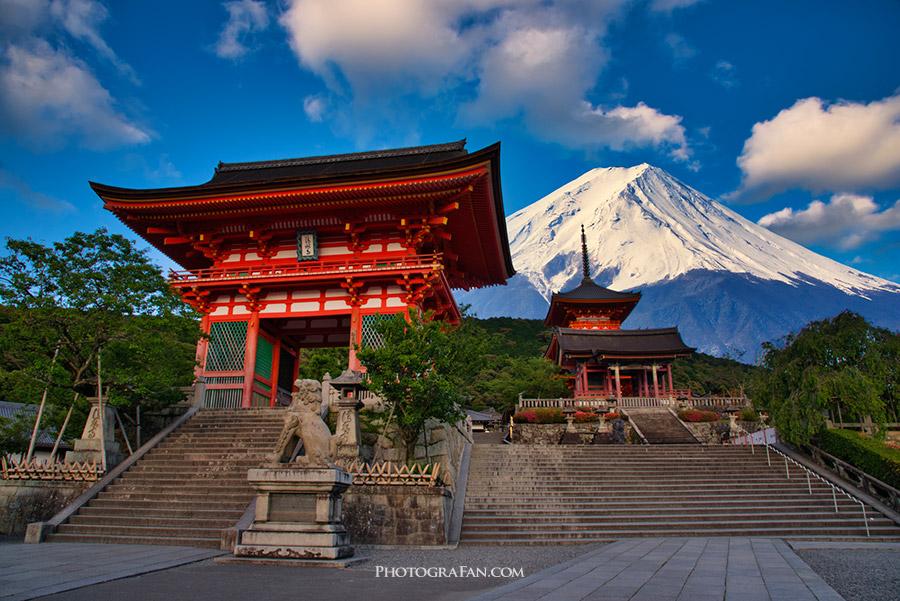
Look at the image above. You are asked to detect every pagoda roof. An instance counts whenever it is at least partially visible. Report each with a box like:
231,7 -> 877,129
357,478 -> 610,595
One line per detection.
549,327 -> 695,360
543,278 -> 642,327
553,278 -> 641,302
92,141 -> 514,288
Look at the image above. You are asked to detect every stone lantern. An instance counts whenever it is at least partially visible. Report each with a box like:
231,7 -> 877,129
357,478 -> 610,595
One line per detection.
330,369 -> 365,460
563,405 -> 577,433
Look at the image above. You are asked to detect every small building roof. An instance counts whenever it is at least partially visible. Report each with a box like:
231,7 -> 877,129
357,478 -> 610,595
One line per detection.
550,327 -> 695,360
0,401 -> 55,445
466,409 -> 498,423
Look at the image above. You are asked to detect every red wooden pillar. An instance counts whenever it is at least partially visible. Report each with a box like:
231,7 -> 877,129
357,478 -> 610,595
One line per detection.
667,364 -> 674,397
269,334 -> 282,407
652,363 -> 660,399
242,313 -> 260,407
642,370 -> 649,397
195,313 -> 211,379
348,303 -> 362,371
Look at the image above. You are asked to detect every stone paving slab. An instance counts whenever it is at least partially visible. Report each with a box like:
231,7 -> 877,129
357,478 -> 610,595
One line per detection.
0,543 -> 225,601
468,538 -> 846,601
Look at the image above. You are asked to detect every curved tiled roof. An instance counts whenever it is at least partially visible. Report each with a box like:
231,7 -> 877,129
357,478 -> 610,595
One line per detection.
553,327 -> 695,358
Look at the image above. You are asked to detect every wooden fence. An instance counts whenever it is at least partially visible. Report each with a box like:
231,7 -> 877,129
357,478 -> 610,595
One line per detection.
337,459 -> 442,487
1,457 -> 103,482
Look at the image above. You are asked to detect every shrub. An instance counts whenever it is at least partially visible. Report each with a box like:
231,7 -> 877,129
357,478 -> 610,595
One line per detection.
573,411 -> 599,423
816,429 -> 900,490
513,408 -> 565,424
678,409 -> 718,423
739,409 -> 758,422
603,412 -> 628,421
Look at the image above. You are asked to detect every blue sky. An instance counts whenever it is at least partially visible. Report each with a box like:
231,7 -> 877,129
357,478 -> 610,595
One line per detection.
1,0 -> 899,282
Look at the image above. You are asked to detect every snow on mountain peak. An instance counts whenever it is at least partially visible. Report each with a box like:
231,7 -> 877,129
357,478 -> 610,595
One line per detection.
507,164 -> 899,301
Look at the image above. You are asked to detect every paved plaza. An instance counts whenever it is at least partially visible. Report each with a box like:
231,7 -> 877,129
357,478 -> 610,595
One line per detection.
3,537 -> 897,601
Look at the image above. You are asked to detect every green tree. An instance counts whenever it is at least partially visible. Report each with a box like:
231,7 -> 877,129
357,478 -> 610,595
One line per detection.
0,229 -> 200,443
356,309 -> 486,461
751,311 -> 900,444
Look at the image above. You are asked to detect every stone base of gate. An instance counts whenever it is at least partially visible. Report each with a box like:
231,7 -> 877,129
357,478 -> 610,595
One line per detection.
231,466 -> 355,563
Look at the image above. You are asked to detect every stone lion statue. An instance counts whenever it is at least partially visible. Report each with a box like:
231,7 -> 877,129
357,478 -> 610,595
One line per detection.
269,379 -> 336,467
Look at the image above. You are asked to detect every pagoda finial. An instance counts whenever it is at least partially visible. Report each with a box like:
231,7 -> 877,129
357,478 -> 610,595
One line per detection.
581,224 -> 591,280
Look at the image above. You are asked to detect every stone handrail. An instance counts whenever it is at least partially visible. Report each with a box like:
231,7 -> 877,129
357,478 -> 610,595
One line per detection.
732,425 -> 871,537
805,443 -> 900,515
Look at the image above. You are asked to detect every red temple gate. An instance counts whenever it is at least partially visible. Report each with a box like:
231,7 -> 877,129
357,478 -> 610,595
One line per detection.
96,141 -> 514,407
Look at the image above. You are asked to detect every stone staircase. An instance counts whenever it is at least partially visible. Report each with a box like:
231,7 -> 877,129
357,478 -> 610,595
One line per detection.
460,444 -> 900,544
45,407 -> 285,548
626,408 -> 698,444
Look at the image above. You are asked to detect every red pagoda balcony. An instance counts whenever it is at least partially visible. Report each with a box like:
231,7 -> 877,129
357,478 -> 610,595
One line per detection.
168,253 -> 445,288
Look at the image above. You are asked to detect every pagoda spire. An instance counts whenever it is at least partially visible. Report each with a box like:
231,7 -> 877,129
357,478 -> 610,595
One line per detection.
581,224 -> 591,281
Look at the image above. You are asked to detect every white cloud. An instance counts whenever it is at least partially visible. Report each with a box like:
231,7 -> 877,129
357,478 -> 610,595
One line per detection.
650,0 -> 706,11
664,33 -> 695,64
711,59 -> 737,88
214,0 -> 269,60
758,193 -> 900,250
733,95 -> 900,200
280,0 -> 692,160
303,95 -> 326,122
0,40 -> 151,150
48,0 -> 139,82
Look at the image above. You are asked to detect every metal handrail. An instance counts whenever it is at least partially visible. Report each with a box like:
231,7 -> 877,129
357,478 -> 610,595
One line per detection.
734,426 -> 870,537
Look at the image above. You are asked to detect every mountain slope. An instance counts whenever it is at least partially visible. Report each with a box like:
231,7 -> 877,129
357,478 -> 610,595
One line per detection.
456,164 -> 900,358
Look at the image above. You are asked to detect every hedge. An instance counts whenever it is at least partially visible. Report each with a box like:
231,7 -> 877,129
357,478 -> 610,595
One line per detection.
512,408 -> 565,424
677,409 -> 718,423
815,429 -> 900,490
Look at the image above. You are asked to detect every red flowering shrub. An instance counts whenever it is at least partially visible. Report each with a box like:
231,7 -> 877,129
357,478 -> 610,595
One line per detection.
513,408 -> 565,424
513,410 -> 537,423
603,412 -> 628,421
678,409 -> 718,422
573,411 -> 599,423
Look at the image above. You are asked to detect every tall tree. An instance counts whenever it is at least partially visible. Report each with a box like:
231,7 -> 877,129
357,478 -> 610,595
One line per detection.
356,309 -> 488,461
752,311 -> 900,444
0,229 -> 199,440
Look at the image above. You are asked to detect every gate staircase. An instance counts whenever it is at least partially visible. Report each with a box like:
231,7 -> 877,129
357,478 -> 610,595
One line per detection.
460,444 -> 900,544
626,408 -> 698,444
45,408 -> 284,548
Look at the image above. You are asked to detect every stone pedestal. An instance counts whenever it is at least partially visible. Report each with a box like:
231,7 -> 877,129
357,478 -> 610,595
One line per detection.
65,396 -> 123,468
234,467 -> 354,561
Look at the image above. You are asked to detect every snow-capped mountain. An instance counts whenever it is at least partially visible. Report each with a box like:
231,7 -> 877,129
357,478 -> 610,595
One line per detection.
457,164 -> 900,358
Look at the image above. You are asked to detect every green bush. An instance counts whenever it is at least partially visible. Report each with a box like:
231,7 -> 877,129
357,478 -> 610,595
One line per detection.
816,429 -> 900,490
739,409 -> 758,422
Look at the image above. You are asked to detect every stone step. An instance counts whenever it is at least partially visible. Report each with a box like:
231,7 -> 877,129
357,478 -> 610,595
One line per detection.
78,506 -> 242,519
56,523 -> 225,539
461,443 -> 897,543
462,498 -> 863,511
459,532 -> 900,545
460,517 -> 893,533
462,509 -> 878,526
103,479 -> 253,495
87,498 -> 249,511
44,533 -> 221,548
68,514 -> 239,529
463,483 -> 836,494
